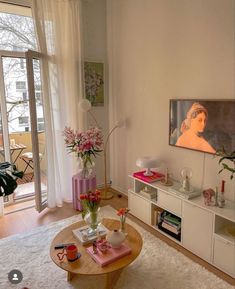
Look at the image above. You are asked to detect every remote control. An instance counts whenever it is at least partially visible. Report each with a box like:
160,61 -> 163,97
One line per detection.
54,243 -> 75,249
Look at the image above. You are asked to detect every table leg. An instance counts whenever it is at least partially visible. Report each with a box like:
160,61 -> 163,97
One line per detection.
105,269 -> 123,289
67,271 -> 76,282
12,148 -> 24,164
0,151 -> 5,160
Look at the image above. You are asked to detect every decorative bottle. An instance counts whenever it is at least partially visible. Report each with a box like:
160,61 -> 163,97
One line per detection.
214,187 -> 219,207
218,180 -> 225,208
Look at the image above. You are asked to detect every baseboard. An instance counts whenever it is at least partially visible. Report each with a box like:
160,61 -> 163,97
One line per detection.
110,185 -> 128,198
95,183 -> 128,199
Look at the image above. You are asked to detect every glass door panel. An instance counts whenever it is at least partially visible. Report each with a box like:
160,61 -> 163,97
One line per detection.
1,55 -> 35,203
0,107 -> 5,163
32,58 -> 47,205
2,56 -> 32,167
0,51 -> 47,211
26,50 -> 47,212
0,103 -> 7,203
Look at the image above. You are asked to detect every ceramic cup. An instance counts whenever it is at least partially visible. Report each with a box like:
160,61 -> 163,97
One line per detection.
57,244 -> 79,262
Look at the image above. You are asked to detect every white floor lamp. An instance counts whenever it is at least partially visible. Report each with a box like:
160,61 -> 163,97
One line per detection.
79,99 -> 125,199
79,99 -> 100,129
102,119 -> 125,200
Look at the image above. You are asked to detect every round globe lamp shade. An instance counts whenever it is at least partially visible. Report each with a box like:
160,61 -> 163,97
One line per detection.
136,157 -> 158,176
79,99 -> 91,112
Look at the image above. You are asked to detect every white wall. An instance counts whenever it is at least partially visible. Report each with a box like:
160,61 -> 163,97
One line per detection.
107,0 -> 235,201
81,0 -> 108,186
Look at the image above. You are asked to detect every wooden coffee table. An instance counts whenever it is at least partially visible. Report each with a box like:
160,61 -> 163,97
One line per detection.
50,218 -> 143,289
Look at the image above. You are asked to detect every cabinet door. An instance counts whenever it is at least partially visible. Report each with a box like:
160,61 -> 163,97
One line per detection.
157,190 -> 182,216
182,202 -> 213,262
128,191 -> 151,225
213,237 -> 235,277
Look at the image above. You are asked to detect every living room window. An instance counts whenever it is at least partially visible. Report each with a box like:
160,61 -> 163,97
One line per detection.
0,2 -> 37,52
0,2 -> 47,211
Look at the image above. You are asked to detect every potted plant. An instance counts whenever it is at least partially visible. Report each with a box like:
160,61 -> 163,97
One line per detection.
0,162 -> 23,216
216,148 -> 235,180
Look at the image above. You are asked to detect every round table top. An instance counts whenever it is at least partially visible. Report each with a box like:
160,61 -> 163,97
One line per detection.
50,218 -> 143,275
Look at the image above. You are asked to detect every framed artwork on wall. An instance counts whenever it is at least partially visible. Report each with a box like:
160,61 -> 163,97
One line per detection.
84,61 -> 104,106
169,99 -> 235,154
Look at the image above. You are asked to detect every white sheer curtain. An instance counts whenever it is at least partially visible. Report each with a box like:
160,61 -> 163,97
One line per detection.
31,0 -> 83,207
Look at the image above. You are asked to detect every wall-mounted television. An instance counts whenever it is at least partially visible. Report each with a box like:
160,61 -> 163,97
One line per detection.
169,99 -> 235,154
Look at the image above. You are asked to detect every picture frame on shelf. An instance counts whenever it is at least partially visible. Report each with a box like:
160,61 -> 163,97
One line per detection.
84,61 -> 104,106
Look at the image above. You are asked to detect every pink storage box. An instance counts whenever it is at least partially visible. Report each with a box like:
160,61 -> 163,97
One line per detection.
72,174 -> 96,211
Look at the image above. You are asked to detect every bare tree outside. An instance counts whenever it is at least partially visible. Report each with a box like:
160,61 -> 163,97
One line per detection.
0,10 -> 43,133
0,11 -> 37,52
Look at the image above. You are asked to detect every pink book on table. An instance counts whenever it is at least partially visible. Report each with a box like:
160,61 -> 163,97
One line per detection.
133,170 -> 164,183
86,244 -> 131,267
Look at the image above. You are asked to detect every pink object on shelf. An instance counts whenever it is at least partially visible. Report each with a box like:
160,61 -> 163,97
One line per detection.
133,170 -> 164,183
72,174 -> 96,211
86,243 -> 131,267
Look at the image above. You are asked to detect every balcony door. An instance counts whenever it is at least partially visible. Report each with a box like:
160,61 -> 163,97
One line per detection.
0,49 -> 47,212
26,50 -> 47,212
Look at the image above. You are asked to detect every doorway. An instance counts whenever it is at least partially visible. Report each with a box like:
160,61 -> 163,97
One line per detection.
0,3 -> 47,213
0,51 -> 48,213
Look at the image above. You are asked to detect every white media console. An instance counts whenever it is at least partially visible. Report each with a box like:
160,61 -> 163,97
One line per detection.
128,175 -> 235,278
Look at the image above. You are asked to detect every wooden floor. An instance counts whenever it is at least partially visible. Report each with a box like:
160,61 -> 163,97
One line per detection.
0,190 -> 234,286
17,173 -> 34,184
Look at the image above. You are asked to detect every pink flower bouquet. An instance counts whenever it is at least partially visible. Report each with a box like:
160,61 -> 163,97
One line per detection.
63,126 -> 103,170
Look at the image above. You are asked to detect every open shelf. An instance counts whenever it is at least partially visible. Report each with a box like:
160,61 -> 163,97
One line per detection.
214,215 -> 235,244
152,205 -> 181,242
158,222 -> 181,241
151,205 -> 163,226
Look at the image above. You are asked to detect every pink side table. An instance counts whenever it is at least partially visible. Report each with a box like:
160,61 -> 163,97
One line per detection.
72,173 -> 96,211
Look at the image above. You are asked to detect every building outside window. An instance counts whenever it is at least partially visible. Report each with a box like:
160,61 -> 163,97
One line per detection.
16,81 -> 26,91
18,116 -> 29,126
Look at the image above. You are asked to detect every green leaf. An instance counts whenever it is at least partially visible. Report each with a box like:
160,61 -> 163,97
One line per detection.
0,162 -> 23,197
12,171 -> 24,179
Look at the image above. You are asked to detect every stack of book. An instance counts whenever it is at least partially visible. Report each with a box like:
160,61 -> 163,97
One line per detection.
152,207 -> 164,226
72,224 -> 109,245
158,211 -> 181,241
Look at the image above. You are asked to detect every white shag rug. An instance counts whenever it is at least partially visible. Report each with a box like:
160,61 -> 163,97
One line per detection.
0,205 -> 233,289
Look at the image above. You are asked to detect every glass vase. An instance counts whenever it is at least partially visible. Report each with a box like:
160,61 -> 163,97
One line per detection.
84,207 -> 101,235
82,161 -> 95,179
120,220 -> 127,235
